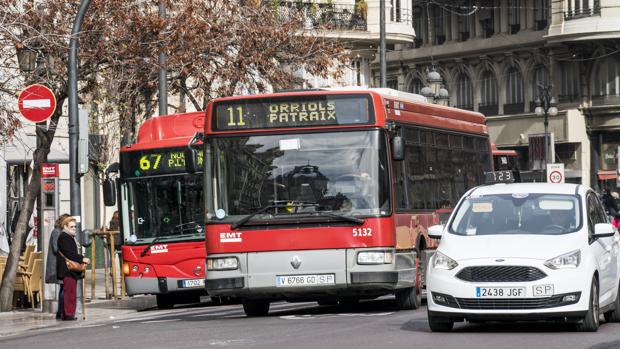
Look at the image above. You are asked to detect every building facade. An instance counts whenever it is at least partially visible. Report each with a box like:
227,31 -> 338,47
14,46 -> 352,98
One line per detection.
382,0 -> 620,190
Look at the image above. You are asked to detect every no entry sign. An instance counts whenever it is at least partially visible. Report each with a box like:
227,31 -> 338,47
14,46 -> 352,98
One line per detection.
18,84 -> 57,123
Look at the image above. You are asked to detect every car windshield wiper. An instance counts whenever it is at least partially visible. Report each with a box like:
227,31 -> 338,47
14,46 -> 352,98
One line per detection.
140,236 -> 166,257
312,211 -> 364,225
230,202 -> 319,230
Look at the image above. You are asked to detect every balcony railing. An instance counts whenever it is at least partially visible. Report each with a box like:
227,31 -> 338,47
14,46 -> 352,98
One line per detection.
478,104 -> 498,116
271,2 -> 367,31
565,6 -> 601,20
503,102 -> 524,114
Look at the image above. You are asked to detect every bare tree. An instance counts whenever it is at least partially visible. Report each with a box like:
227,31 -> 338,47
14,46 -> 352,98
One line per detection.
0,0 -> 347,311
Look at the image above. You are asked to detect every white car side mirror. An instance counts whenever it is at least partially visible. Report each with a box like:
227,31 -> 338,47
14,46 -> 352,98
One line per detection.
594,223 -> 616,238
428,225 -> 444,239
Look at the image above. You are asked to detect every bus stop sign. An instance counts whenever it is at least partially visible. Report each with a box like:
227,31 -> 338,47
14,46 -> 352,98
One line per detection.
18,84 -> 57,123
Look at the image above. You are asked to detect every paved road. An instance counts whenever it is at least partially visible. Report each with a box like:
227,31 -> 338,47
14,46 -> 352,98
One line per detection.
3,299 -> 620,349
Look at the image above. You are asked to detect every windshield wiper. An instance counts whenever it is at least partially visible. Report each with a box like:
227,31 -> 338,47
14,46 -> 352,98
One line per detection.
140,236 -> 165,257
230,202 -> 319,230
313,211 -> 364,225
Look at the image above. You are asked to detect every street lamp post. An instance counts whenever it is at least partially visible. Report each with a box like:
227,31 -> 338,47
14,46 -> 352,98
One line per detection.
534,84 -> 558,165
421,68 -> 449,106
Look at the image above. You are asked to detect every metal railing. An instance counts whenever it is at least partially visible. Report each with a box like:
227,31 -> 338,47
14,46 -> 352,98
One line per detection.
564,6 -> 601,19
271,2 -> 367,31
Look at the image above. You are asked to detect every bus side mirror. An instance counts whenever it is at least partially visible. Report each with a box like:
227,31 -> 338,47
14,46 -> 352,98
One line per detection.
392,136 -> 404,161
184,148 -> 198,174
103,177 -> 116,206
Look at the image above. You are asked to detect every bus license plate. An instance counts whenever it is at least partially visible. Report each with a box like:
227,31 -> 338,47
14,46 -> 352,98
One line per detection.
182,279 -> 205,288
276,274 -> 335,287
476,287 -> 525,298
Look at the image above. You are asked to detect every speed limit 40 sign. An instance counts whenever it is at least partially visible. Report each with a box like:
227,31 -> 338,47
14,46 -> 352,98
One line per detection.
546,163 -> 565,184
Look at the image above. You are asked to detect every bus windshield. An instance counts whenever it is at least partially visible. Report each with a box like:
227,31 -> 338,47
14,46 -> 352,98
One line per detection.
122,174 -> 203,243
210,129 -> 391,223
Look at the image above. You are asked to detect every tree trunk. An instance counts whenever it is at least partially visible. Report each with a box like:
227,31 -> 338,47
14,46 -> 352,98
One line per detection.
0,99 -> 64,312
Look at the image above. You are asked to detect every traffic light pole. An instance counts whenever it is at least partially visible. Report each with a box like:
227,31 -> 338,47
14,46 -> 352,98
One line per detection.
68,0 -> 91,316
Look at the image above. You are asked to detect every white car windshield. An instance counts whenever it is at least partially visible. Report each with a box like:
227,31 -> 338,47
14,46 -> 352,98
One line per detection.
450,193 -> 581,236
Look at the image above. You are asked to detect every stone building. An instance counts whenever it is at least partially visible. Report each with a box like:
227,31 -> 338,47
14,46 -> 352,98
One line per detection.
382,0 -> 620,189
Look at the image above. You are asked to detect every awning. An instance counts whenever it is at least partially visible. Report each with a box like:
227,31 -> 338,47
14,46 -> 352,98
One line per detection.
0,134 -> 69,165
597,170 -> 618,180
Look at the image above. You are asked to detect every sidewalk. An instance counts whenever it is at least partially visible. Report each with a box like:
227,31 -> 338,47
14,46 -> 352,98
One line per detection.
0,268 -> 156,338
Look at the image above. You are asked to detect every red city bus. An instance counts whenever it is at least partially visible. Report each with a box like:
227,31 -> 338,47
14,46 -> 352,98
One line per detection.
199,88 -> 491,316
117,112 -> 208,309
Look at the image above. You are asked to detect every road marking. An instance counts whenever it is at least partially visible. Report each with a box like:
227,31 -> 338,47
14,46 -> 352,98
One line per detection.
141,319 -> 181,324
281,312 -> 394,320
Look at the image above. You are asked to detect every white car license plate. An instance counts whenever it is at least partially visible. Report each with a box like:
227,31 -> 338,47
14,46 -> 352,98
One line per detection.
182,279 -> 205,288
532,284 -> 554,297
476,286 -> 525,298
276,274 -> 335,287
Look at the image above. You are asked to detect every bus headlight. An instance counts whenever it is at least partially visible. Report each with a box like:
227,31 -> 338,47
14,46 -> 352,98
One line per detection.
357,251 -> 393,265
207,257 -> 239,271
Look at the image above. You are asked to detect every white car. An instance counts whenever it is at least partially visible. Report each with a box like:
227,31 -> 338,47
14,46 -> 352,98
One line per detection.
426,183 -> 620,332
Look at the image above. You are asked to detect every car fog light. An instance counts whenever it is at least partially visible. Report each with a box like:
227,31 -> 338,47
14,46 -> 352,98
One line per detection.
562,295 -> 577,302
433,294 -> 447,303
132,265 -> 139,272
144,266 -> 150,273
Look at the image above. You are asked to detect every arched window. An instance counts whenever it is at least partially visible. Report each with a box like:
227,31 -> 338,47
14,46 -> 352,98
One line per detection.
409,77 -> 424,94
505,67 -> 524,113
532,65 -> 550,104
480,70 -> 498,107
506,67 -> 524,104
594,57 -> 620,97
456,73 -> 473,110
559,61 -> 579,101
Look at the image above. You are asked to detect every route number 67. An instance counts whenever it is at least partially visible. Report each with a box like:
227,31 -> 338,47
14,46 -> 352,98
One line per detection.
353,228 -> 372,237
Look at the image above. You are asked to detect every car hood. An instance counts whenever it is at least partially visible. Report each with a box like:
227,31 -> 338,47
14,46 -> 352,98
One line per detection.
439,232 -> 584,261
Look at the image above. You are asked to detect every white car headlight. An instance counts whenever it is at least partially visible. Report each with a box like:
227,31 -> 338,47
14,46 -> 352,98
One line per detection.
357,251 -> 394,265
432,251 -> 458,270
207,257 -> 239,271
544,250 -> 580,269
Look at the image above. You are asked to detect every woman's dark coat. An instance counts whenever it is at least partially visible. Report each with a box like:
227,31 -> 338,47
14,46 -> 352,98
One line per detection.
56,231 -> 84,280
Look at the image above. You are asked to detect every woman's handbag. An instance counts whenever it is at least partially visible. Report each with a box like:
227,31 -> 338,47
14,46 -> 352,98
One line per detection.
59,251 -> 86,272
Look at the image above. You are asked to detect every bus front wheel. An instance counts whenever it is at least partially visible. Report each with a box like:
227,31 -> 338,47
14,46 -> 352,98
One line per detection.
243,299 -> 270,317
395,286 -> 420,310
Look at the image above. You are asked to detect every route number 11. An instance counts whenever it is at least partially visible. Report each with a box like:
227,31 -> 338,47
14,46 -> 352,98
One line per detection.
227,106 -> 246,127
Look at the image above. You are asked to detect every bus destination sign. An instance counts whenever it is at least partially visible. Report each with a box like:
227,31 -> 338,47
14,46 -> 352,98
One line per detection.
213,94 -> 373,131
121,147 -> 202,178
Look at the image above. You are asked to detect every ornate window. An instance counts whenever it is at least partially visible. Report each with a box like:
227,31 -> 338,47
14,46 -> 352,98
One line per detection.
532,65 -> 550,97
593,57 -> 620,97
409,77 -> 424,94
480,70 -> 498,106
507,0 -> 521,34
506,67 -> 524,104
456,73 -> 473,110
558,61 -> 579,102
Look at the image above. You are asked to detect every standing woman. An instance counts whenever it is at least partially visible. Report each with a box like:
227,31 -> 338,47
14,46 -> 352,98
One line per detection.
56,217 -> 90,320
45,213 -> 71,319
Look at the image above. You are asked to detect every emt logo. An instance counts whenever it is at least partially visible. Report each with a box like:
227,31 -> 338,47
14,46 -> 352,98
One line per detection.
220,232 -> 242,243
150,244 -> 168,254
